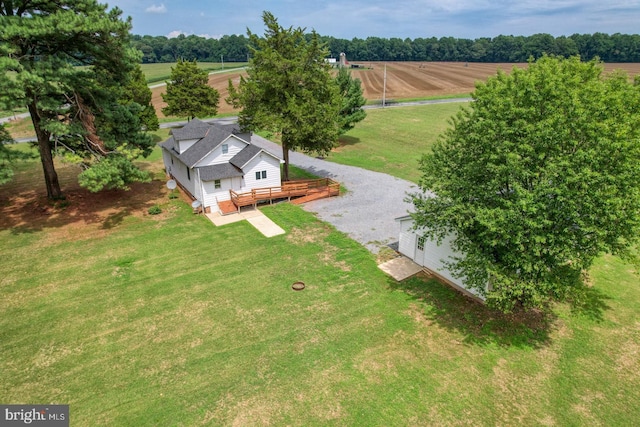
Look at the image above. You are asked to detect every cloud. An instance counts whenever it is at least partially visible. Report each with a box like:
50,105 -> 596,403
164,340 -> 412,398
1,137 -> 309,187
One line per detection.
167,30 -> 186,38
145,3 -> 167,14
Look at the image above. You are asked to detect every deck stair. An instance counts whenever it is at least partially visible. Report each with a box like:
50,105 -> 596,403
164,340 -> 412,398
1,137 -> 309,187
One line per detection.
290,188 -> 333,205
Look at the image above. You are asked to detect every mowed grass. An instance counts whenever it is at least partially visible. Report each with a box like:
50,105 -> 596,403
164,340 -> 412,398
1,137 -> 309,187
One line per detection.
0,154 -> 639,425
328,103 -> 465,183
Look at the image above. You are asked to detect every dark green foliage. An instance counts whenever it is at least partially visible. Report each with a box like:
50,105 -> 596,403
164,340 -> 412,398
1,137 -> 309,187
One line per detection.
0,0 -> 156,198
161,59 -> 220,120
335,67 -> 366,134
122,64 -> 159,131
131,32 -> 640,63
147,205 -> 162,215
410,56 -> 640,312
0,124 -> 33,184
227,11 -> 341,181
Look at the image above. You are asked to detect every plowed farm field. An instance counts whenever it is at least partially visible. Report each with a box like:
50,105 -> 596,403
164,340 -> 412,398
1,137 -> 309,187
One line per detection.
151,62 -> 640,117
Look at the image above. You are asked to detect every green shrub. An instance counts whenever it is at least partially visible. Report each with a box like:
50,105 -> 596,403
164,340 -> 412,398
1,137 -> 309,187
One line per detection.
148,205 -> 162,215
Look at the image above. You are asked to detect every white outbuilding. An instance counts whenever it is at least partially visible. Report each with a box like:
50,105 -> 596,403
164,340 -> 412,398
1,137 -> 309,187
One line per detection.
396,215 -> 486,301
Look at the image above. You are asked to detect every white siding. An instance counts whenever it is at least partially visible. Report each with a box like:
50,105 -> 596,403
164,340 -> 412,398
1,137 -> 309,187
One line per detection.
398,218 -> 417,260
202,177 -> 241,211
162,149 -> 173,175
420,233 -> 465,290
397,217 -> 484,299
167,154 -> 196,198
240,153 -> 281,191
195,136 -> 248,167
177,138 -> 199,154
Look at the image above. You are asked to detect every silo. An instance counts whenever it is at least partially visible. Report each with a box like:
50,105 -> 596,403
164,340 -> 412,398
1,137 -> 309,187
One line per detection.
339,52 -> 347,68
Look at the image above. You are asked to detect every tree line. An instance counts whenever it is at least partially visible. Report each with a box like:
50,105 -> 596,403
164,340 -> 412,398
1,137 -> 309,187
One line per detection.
133,32 -> 640,64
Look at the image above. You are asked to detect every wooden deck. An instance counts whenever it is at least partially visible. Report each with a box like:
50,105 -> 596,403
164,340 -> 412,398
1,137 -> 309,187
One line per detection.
224,178 -> 340,213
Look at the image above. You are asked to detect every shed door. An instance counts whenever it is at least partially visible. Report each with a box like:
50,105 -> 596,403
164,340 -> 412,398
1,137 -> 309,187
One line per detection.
415,235 -> 426,264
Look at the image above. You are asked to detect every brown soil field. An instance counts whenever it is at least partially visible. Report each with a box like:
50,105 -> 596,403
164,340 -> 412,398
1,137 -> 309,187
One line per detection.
151,62 -> 640,116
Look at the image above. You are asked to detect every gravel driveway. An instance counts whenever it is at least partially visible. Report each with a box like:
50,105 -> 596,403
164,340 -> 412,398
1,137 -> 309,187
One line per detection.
250,134 -> 418,253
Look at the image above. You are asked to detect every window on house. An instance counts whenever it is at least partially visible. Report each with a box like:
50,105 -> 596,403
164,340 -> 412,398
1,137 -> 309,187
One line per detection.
255,170 -> 267,180
222,144 -> 228,154
262,171 -> 267,179
214,179 -> 221,189
417,236 -> 425,251
187,168 -> 191,181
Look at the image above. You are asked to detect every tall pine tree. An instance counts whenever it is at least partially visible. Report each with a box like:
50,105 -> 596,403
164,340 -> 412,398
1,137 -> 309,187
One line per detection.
0,1 -> 155,198
161,59 -> 220,120
227,11 -> 341,181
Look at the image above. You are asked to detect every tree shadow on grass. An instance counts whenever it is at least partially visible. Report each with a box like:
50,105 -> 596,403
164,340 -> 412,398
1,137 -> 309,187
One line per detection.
568,285 -> 612,322
388,273 -> 557,349
337,135 -> 361,147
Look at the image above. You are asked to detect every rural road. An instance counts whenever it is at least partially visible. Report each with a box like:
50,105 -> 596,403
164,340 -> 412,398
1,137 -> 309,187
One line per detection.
6,97 -> 471,144
148,66 -> 247,89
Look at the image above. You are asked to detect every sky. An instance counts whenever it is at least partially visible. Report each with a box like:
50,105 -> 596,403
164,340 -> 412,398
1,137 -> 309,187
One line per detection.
106,0 -> 640,40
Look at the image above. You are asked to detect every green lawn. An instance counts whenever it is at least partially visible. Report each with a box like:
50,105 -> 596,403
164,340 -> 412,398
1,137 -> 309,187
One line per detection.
327,103 -> 465,183
1,155 -> 639,425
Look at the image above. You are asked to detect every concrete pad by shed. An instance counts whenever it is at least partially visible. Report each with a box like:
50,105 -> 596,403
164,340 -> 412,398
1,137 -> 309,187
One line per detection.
378,256 -> 423,281
205,209 -> 285,238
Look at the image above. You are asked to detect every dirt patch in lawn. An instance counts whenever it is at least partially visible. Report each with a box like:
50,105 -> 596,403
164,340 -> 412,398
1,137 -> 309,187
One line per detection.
0,162 -> 172,241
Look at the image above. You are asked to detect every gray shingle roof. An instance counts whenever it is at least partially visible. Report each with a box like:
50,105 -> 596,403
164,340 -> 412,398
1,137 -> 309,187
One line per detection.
170,118 -> 210,141
230,144 -> 262,168
177,126 -> 236,167
159,136 -> 176,151
198,163 -> 243,181
161,121 -> 282,173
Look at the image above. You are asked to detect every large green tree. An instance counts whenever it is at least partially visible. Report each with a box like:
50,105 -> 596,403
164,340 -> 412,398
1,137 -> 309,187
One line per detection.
227,11 -> 341,181
409,56 -> 640,311
161,59 -> 220,120
335,67 -> 366,134
0,0 -> 156,199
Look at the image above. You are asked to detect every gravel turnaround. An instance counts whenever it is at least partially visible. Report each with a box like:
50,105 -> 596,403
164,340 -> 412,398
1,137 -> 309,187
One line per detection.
250,134 -> 418,254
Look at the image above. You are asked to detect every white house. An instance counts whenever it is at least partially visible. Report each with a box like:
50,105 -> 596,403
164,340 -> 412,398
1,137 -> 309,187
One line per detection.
161,119 -> 284,213
396,215 -> 486,301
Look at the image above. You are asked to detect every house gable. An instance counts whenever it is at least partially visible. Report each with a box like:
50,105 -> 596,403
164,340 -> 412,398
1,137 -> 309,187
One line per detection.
170,119 -> 211,154
194,135 -> 249,167
240,150 -> 282,191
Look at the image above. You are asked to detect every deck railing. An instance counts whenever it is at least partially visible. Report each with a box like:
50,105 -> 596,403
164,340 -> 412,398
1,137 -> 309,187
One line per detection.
229,178 -> 339,209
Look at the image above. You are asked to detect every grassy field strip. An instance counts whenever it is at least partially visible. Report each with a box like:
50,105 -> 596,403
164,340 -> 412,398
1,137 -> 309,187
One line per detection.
329,103 -> 463,183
